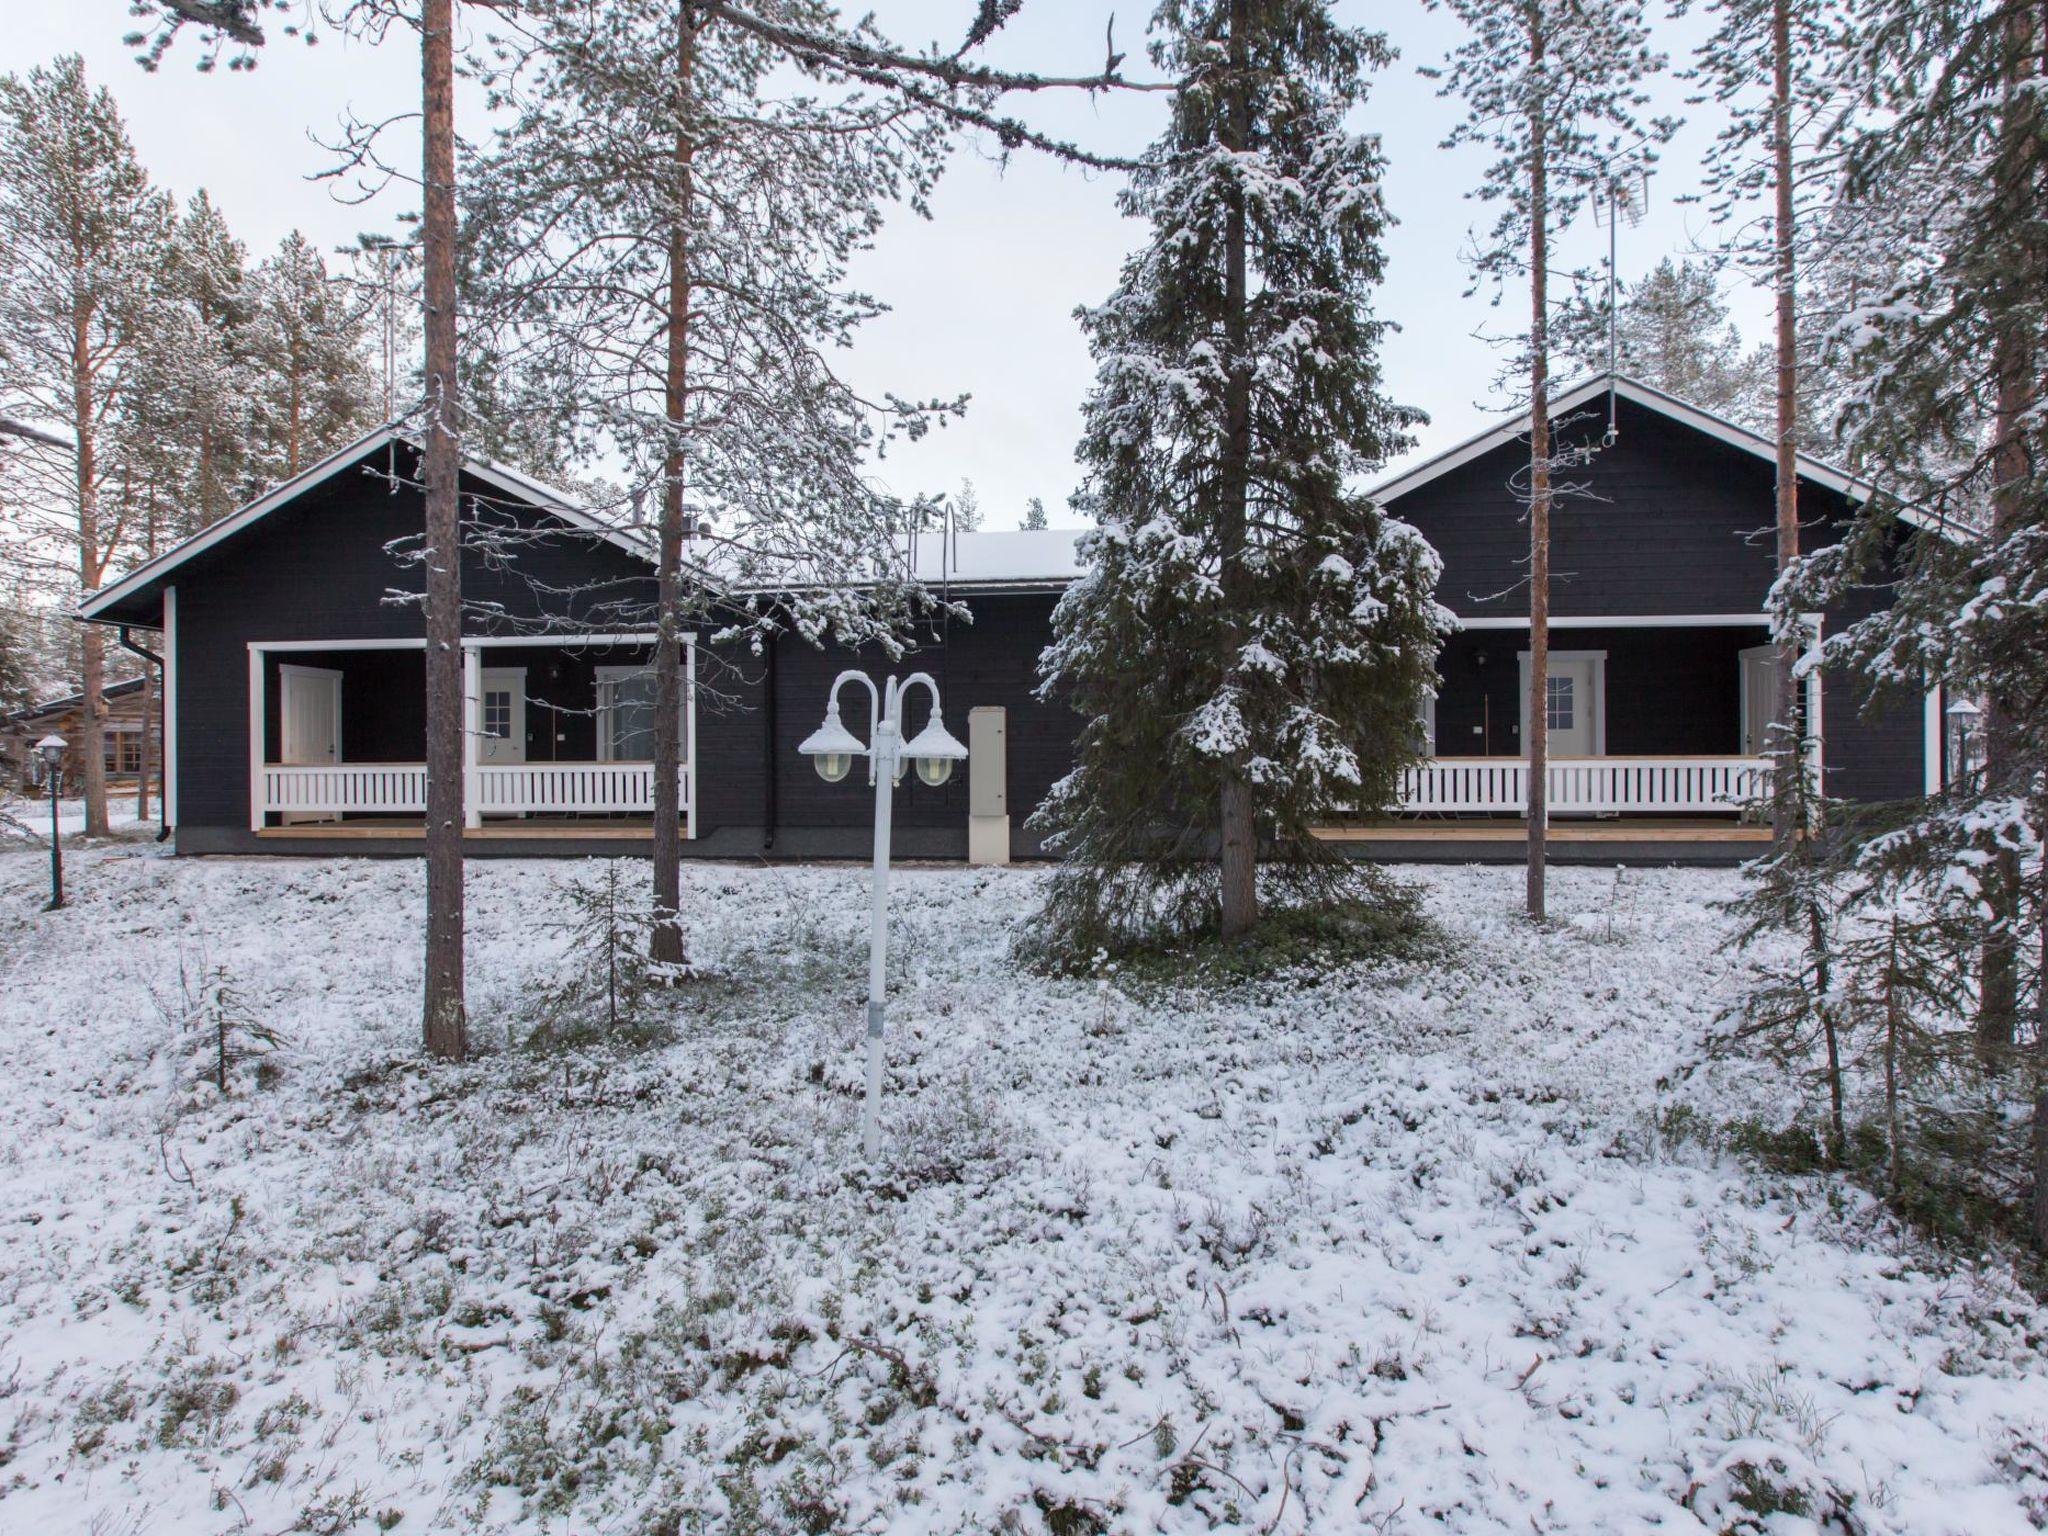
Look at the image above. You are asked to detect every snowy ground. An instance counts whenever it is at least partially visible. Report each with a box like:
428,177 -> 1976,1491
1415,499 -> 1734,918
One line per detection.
0,792 -> 155,840
0,846 -> 2042,1535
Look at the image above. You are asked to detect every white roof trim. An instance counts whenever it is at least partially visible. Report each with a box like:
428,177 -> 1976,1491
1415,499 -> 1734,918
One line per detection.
1367,373 -> 1958,539
78,426 -> 658,622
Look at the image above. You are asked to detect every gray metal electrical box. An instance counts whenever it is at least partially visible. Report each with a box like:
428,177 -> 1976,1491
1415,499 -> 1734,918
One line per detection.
967,706 -> 1009,864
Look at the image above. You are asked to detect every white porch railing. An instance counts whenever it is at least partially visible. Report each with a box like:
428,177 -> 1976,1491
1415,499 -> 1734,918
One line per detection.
476,761 -> 689,816
1399,756 -> 1770,816
257,761 -> 690,820
261,762 -> 428,815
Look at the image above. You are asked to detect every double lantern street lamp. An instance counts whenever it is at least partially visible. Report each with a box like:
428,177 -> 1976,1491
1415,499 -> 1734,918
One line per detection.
798,671 -> 968,1162
35,734 -> 66,911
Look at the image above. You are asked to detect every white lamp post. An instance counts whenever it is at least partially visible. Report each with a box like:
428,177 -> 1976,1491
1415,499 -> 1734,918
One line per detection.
35,734 -> 66,911
798,670 -> 968,1161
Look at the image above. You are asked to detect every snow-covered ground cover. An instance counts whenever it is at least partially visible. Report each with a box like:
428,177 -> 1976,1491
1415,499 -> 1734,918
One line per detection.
0,846 -> 2042,1534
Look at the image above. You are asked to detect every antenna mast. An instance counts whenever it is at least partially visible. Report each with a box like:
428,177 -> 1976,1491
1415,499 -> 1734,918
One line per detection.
1594,161 -> 1649,447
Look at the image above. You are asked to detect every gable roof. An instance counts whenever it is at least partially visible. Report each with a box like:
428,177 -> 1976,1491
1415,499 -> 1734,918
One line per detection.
6,675 -> 148,725
76,425 -> 657,627
1367,372 -> 1961,540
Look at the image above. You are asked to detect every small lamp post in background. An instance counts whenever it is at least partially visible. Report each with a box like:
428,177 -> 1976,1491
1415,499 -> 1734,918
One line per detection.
799,670 -> 967,1162
1946,697 -> 1981,790
35,734 -> 66,911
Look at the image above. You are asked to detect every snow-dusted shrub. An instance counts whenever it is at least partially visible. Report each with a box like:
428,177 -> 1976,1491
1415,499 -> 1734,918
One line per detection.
523,860 -> 681,1051
154,944 -> 281,1095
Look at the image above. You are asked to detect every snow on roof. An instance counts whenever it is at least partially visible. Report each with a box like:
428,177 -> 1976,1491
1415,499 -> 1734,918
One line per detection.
904,528 -> 1087,588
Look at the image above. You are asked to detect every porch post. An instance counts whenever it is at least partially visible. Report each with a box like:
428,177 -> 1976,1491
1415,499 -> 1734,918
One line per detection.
463,643 -> 482,830
1801,613 -> 1824,792
163,585 -> 178,834
247,644 -> 264,832
685,634 -> 698,840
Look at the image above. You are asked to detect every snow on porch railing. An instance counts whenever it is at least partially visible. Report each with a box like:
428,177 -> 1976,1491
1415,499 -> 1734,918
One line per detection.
1399,756 -> 1771,816
475,761 -> 690,816
260,762 -> 429,815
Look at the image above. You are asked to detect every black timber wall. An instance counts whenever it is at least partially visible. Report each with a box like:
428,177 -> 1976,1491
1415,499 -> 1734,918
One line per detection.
1391,395 -> 1931,802
163,442 -> 1079,856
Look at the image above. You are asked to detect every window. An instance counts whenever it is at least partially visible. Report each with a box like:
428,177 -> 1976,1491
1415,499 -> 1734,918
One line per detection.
1545,674 -> 1575,732
104,730 -> 143,775
482,689 -> 513,740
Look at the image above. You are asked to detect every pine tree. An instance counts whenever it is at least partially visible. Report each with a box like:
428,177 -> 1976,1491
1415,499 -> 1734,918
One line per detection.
1426,0 -> 1673,922
952,479 -> 984,532
465,0 -> 959,969
0,56 -> 176,838
247,231 -> 376,483
1688,0 -> 1854,848
1565,257 -> 1772,424
1020,496 -> 1049,531
1782,0 -> 2048,1247
1031,0 -> 1447,959
171,190 -> 254,528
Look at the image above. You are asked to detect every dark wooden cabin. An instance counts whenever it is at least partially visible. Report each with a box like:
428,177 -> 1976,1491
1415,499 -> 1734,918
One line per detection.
74,376 -> 1953,865
4,674 -> 162,799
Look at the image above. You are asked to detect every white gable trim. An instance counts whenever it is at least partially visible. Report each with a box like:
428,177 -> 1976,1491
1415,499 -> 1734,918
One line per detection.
78,426 -> 663,623
1368,374 -> 1958,540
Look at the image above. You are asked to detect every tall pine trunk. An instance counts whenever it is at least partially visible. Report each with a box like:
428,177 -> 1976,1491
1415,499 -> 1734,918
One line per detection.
1216,0 -> 1257,940
1769,0 -> 1804,847
421,0 -> 467,1060
1523,9 -> 1549,923
649,2 -> 698,971
72,296 -> 109,838
1977,6 -> 2037,1060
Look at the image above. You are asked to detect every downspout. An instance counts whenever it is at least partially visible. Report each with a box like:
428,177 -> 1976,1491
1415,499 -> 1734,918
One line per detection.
117,624 -> 171,841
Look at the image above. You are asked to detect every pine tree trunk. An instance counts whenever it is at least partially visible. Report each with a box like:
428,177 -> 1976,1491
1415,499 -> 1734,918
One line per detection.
420,0 -> 467,1061
1524,13 -> 1549,924
73,298 -> 109,838
1769,0 -> 1804,847
2032,856 -> 2047,1249
649,2 -> 698,972
1977,7 -> 2037,1060
1216,0 -> 1257,941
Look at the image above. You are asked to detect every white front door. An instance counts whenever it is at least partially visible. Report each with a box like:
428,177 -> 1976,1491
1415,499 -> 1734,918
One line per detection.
1519,651 -> 1604,758
279,664 -> 342,824
1739,645 -> 1779,756
478,668 -> 528,765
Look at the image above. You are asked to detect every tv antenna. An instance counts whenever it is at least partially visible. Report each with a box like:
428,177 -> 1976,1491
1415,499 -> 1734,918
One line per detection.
1593,162 -> 1650,446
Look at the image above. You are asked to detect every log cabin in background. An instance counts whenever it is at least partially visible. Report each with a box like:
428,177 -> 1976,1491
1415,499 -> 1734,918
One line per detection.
71,374 -> 1961,865
3,673 -> 163,805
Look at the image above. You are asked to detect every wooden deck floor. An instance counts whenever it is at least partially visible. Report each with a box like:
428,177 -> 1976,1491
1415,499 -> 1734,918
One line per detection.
259,819 -> 670,840
1315,817 -> 1771,845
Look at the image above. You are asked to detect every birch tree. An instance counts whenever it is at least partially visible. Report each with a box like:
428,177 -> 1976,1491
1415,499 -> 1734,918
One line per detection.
1426,0 -> 1672,922
1032,0 -> 1448,958
0,56 -> 175,836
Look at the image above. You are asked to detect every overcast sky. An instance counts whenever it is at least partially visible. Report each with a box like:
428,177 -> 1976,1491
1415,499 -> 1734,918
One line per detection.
14,1 -> 1764,528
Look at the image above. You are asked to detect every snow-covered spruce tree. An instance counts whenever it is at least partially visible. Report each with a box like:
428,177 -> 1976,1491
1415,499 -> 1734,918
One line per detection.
1021,496 -> 1049,531
246,230 -> 378,484
464,0 -> 960,968
1562,257 -> 1773,426
1030,0 -> 1448,961
0,55 -> 175,839
169,190 -> 255,531
1723,726 -> 1852,1161
1426,0 -> 1672,922
1778,0 -> 2048,1246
